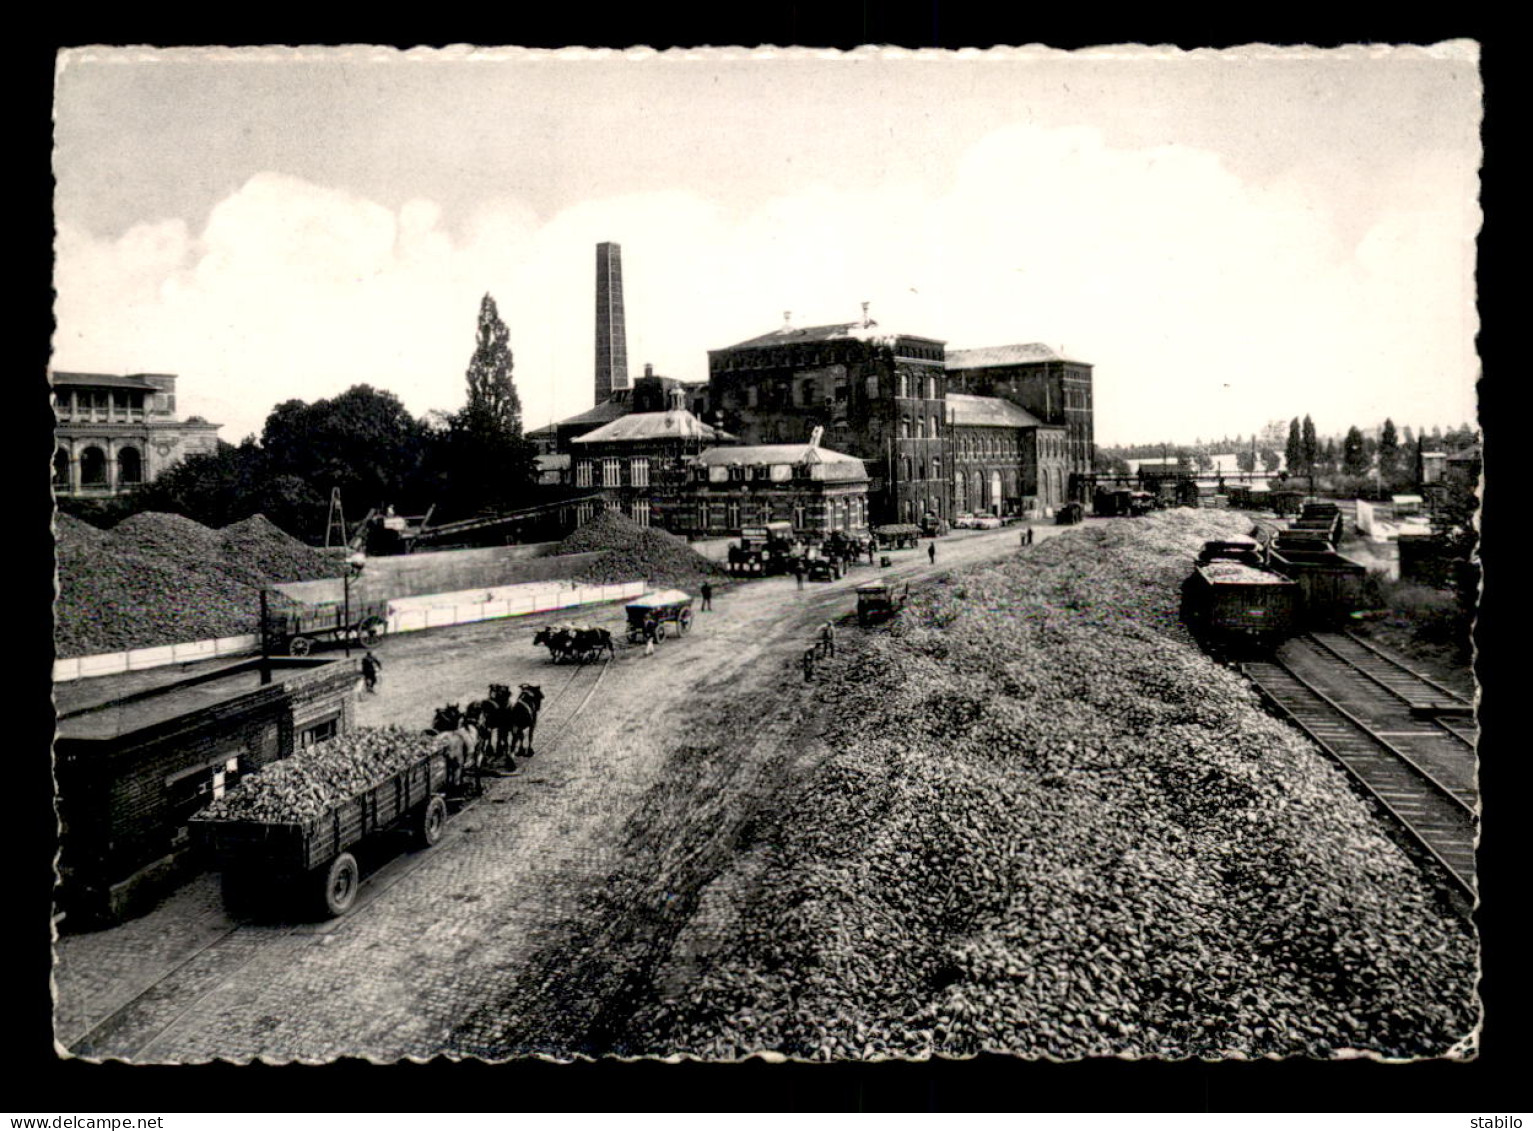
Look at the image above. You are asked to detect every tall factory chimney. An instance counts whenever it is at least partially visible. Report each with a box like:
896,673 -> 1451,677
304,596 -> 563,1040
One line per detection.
595,242 -> 629,405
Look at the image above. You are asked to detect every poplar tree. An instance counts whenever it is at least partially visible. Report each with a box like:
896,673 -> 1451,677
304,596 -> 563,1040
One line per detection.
1284,418 -> 1303,475
1301,415 -> 1318,474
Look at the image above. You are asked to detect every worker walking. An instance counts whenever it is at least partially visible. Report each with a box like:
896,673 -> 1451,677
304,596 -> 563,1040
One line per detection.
820,621 -> 836,658
700,581 -> 713,611
360,649 -> 381,693
928,542 -> 937,565
795,562 -> 805,590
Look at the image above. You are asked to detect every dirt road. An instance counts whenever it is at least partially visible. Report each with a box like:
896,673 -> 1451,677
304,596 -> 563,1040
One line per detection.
57,522 -> 1076,1062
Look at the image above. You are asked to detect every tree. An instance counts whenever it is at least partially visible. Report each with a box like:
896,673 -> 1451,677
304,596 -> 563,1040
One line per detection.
1401,424 -> 1415,448
1318,437 -> 1338,474
1378,418 -> 1401,488
1342,425 -> 1369,476
260,385 -> 432,539
1301,415 -> 1318,474
434,294 -> 540,520
1236,448 -> 1257,474
463,293 -> 524,437
1194,450 -> 1214,472
1284,418 -> 1303,477
1260,448 -> 1281,473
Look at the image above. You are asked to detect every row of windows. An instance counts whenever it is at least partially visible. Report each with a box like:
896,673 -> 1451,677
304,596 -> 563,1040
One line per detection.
53,445 -> 143,487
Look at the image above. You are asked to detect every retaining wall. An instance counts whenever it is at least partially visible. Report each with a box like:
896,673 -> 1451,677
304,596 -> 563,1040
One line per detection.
53,579 -> 647,684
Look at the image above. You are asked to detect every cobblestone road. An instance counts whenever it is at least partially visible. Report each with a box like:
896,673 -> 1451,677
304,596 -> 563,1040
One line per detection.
54,522 -> 1071,1062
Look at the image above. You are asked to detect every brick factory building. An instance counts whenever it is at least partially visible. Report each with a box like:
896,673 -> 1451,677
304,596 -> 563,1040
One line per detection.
51,371 -> 222,498
947,393 -> 1070,516
706,312 -> 948,525
687,432 -> 871,538
569,389 -> 735,529
944,344 -> 1096,498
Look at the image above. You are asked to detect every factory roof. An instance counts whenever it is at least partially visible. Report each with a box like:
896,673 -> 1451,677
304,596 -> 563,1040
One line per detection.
946,393 -> 1049,429
697,443 -> 869,482
50,371 -> 165,391
571,409 -> 730,445
554,396 -> 633,428
717,321 -> 944,352
945,344 -> 1090,369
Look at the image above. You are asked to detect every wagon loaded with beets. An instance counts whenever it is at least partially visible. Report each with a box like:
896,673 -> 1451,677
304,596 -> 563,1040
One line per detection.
191,726 -> 471,918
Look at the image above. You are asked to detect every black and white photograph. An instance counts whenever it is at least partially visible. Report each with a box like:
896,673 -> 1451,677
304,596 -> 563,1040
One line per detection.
46,42 -> 1484,1071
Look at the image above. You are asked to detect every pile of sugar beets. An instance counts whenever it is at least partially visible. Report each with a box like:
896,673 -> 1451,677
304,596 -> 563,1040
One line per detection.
200,727 -> 441,824
622,509 -> 1478,1061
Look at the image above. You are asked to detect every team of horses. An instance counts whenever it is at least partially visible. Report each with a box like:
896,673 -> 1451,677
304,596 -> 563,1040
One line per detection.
532,624 -> 616,664
427,682 -> 545,792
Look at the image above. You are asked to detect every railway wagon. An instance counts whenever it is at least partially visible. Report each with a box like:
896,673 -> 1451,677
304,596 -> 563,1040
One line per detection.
1181,559 -> 1300,650
1266,547 -> 1370,626
191,741 -> 454,919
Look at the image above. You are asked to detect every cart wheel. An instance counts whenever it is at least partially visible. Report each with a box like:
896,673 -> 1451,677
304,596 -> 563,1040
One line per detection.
417,796 -> 447,848
656,622 -> 668,641
320,852 -> 360,918
357,616 -> 386,645
288,635 -> 313,657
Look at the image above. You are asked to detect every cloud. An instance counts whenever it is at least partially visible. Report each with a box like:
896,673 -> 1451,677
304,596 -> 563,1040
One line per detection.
52,124 -> 1479,448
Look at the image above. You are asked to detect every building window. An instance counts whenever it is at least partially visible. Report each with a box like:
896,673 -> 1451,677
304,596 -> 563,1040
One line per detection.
747,385 -> 759,408
576,460 -> 594,488
933,455 -> 942,479
117,446 -> 143,485
793,503 -> 805,529
726,501 -> 741,530
79,446 -> 107,487
577,502 -> 595,526
930,415 -> 939,439
865,375 -> 879,400
728,465 -> 746,482
300,717 -> 340,748
630,458 -> 650,488
753,464 -> 772,481
632,499 -> 651,527
900,417 -> 910,439
800,380 -> 815,407
602,458 -> 621,487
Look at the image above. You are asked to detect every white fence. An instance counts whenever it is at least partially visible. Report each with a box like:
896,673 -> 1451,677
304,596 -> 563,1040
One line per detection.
53,579 -> 647,684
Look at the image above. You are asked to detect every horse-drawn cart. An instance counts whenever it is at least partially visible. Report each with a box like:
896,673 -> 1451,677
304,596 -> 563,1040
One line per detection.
857,580 -> 910,626
191,732 -> 460,919
263,585 -> 389,657
624,589 -> 694,643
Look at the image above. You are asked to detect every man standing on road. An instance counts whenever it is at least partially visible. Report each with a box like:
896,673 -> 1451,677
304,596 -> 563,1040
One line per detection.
1028,526 -> 1035,546
700,581 -> 713,611
820,621 -> 836,658
795,562 -> 805,590
360,649 -> 381,693
928,542 -> 937,565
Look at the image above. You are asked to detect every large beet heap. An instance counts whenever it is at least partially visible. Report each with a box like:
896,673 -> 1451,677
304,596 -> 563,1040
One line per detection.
556,509 -> 725,589
625,509 -> 1478,1061
53,512 -> 344,658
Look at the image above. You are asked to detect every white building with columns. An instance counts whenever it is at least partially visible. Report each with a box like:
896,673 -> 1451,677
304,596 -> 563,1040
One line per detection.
51,371 -> 222,498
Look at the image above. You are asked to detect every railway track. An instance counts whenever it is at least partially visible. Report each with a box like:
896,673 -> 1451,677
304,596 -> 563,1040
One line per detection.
1243,652 -> 1477,901
65,655 -> 611,1061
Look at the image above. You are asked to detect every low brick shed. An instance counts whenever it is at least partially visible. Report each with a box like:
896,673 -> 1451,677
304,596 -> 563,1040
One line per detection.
54,656 -> 360,923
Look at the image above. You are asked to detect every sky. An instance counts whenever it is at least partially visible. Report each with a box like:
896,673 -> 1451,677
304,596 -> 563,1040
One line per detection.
51,44 -> 1482,448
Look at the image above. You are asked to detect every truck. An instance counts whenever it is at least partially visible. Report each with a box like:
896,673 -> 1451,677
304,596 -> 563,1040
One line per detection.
857,580 -> 910,626
191,729 -> 464,918
726,522 -> 796,576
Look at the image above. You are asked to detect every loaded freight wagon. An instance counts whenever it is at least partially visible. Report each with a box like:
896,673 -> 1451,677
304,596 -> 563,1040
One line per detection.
191,727 -> 465,918
1181,558 -> 1300,651
1266,547 -> 1370,627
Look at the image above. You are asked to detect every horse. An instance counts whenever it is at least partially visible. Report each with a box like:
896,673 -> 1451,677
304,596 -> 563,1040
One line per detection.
424,702 -> 483,795
569,626 -> 615,663
494,683 -> 545,760
533,625 -> 575,663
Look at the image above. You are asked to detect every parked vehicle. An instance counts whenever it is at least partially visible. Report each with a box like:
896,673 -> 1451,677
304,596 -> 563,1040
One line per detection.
973,515 -> 1003,530
1055,502 -> 1085,525
727,522 -> 796,576
624,589 -> 695,643
263,586 -> 388,657
857,580 -> 910,626
920,513 -> 950,537
953,513 -> 978,529
873,524 -> 921,550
